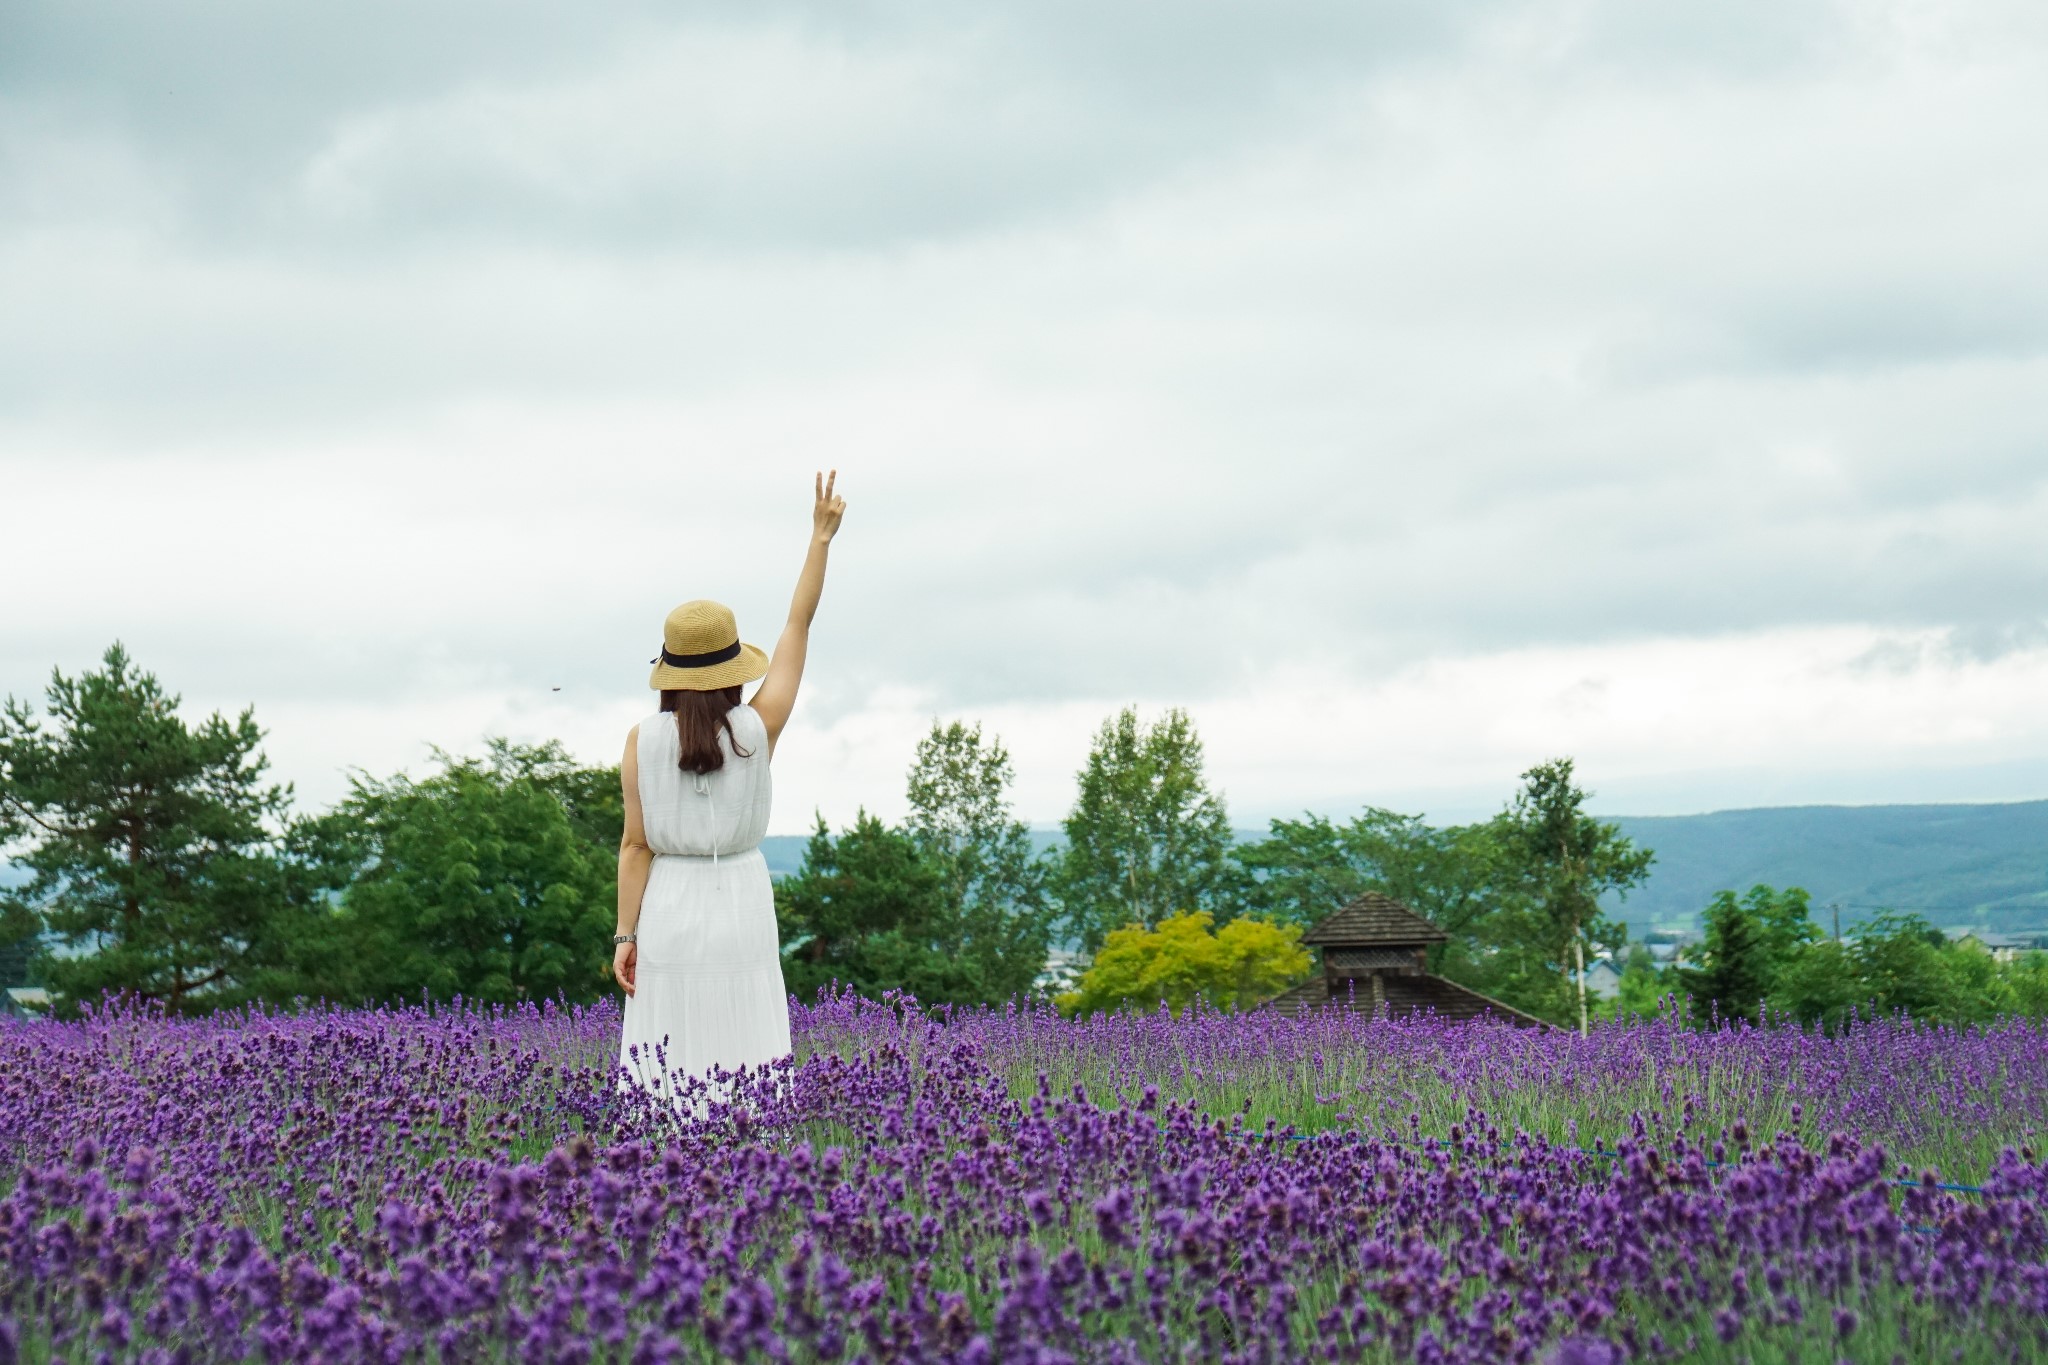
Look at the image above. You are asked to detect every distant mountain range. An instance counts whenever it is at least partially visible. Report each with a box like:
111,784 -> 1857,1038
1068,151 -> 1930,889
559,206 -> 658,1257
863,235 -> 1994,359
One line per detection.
761,800 -> 2048,934
8,800 -> 2043,936
1604,802 -> 2048,932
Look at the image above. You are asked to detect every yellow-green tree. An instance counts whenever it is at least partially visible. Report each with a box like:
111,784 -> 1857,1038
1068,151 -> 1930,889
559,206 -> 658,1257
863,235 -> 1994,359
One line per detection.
1058,910 -> 1309,1018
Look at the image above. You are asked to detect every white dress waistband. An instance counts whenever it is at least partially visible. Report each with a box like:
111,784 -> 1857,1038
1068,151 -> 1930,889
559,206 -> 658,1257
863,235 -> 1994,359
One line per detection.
653,846 -> 763,860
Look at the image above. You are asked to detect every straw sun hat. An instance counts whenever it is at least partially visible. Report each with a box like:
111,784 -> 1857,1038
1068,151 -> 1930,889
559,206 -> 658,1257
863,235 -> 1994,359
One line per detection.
647,600 -> 770,691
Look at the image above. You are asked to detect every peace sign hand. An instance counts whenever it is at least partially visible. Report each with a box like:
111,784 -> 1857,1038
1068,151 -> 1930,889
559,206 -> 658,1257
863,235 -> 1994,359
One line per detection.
813,470 -> 847,542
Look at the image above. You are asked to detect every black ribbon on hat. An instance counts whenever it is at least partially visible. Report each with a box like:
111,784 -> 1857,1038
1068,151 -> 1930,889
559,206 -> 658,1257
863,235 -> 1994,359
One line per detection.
651,641 -> 743,669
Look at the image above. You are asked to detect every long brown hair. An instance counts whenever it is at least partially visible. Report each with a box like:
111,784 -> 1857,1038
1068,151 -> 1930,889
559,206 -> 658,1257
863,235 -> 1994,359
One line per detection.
660,686 -> 751,775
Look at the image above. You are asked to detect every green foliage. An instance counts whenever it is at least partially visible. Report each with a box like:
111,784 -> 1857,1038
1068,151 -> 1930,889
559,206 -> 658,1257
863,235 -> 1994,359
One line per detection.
295,741 -> 618,1006
904,721 -> 1054,1002
1058,910 -> 1310,1018
1451,899 -> 1580,1024
1743,904 -> 1959,1027
1680,891 -> 1776,1021
482,737 -> 625,854
774,723 -> 1059,1008
1498,758 -> 1654,1030
1673,885 -> 1824,1021
775,812 -> 997,1006
0,643 -> 318,1016
1605,944 -> 1668,1019
1640,887 -> 2048,1029
1058,708 -> 1240,954
1744,884 -> 1821,964
1236,809 -> 1514,956
1232,813 -> 1372,924
2004,951 -> 2048,1017
26,639 -> 2047,1042
1839,912 -> 1955,1020
1229,782 -> 1650,1027
1767,937 -> 1864,1027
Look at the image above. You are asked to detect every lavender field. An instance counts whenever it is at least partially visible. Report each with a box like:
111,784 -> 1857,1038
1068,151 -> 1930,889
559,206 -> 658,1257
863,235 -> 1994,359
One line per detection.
3,996 -> 2046,1364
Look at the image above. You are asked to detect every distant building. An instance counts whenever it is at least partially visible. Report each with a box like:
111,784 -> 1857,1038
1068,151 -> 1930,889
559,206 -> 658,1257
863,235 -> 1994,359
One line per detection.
1034,948 -> 1086,997
1576,957 -> 1624,1001
0,932 -> 39,1017
1265,892 -> 1548,1027
1943,927 -> 2035,963
2,987 -> 50,1019
1637,929 -> 1700,969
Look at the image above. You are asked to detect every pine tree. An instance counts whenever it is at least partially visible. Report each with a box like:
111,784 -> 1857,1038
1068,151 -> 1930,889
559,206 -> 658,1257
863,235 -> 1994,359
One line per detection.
1057,707 -> 1241,954
0,643 -> 307,1014
1682,893 -> 1774,1023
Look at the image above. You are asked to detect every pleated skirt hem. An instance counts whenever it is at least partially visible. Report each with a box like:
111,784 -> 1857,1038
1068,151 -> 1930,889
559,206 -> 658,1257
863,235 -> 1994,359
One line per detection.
615,961 -> 793,1114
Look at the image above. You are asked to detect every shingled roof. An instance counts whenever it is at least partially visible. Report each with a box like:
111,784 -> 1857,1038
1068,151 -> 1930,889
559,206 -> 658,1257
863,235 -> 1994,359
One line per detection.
1298,891 -> 1448,947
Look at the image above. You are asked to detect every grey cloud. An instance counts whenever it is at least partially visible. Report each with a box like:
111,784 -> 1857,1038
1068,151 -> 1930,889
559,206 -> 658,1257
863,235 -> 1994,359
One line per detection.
1846,637 -> 1929,677
1,1 -> 1480,253
1941,620 -> 2048,664
0,3 -> 668,166
1726,290 -> 2048,375
3,0 -> 1883,257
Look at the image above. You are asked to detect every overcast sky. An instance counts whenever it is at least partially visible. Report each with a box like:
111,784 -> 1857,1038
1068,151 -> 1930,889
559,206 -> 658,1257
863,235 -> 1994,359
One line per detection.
5,0 -> 2048,832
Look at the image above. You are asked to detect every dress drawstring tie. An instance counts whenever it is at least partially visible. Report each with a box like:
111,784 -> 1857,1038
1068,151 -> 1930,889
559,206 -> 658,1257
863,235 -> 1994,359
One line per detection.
692,771 -> 721,886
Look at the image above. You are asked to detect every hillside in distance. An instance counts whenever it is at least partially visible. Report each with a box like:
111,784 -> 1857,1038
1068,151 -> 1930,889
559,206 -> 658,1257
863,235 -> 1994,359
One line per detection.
1604,801 -> 2048,933
763,800 -> 2048,934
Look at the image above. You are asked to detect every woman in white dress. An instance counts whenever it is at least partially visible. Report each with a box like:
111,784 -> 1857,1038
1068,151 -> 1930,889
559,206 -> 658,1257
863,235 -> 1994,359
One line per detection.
612,471 -> 847,1108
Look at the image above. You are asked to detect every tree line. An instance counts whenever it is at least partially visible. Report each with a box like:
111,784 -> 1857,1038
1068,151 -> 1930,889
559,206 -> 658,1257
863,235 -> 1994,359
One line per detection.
0,646 -> 1070,1017
0,645 -> 1634,1022
7,644 -> 2046,1028
1616,884 -> 2048,1026
0,647 -> 632,1014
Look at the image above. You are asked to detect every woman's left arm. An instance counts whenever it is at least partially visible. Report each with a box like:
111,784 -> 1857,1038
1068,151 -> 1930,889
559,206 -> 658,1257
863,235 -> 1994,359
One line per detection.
614,727 -> 650,994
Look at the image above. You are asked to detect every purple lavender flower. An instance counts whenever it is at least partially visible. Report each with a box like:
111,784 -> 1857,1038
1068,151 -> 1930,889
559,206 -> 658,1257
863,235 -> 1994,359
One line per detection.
2,988 -> 2045,1361
1544,1336 -> 1623,1365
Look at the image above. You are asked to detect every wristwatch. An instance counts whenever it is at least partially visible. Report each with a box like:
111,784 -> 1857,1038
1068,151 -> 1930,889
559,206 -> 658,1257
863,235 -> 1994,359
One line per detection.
613,933 -> 636,946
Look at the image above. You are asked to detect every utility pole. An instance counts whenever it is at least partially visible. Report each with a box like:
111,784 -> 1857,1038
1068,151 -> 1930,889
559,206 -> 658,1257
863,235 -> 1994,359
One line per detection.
1830,901 -> 1841,941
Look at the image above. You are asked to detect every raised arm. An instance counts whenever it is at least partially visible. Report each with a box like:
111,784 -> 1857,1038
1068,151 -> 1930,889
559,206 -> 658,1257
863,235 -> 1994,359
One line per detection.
750,471 -> 847,752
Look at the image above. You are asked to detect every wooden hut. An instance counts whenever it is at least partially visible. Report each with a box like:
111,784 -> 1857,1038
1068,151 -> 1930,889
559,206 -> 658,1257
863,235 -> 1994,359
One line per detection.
1265,891 -> 1547,1026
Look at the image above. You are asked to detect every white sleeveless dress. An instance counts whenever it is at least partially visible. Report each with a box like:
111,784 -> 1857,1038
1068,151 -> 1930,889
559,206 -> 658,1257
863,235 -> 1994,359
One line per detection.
616,705 -> 792,1104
